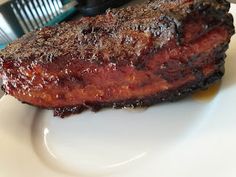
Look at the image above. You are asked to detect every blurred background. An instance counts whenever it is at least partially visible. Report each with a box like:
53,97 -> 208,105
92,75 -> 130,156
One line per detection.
0,0 -> 78,49
0,0 -> 132,50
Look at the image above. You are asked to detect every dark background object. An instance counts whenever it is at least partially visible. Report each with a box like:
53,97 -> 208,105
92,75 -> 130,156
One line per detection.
77,0 -> 131,16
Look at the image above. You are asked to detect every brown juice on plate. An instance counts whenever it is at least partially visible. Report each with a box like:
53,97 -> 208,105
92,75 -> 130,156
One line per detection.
192,82 -> 221,101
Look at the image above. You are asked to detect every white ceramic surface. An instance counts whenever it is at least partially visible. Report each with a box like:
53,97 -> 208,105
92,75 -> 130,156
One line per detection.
0,5 -> 236,177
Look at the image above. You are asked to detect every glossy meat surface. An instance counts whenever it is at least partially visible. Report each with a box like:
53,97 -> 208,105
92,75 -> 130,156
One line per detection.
0,0 -> 235,117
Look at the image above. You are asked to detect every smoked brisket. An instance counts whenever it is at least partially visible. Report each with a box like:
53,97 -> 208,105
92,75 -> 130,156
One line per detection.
0,0 -> 235,117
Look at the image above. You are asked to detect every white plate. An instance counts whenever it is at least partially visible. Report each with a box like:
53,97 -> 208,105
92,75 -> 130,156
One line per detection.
0,5 -> 236,177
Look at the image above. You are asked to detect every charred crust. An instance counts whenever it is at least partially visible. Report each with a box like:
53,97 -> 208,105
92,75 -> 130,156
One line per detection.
0,0 -> 233,67
1,85 -> 6,93
53,69 -> 224,118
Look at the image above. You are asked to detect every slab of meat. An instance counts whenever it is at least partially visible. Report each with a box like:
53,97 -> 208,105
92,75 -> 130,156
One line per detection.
0,0 -> 235,117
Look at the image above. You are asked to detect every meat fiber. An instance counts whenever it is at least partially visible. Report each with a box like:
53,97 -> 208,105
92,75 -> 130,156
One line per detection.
0,0 -> 235,117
